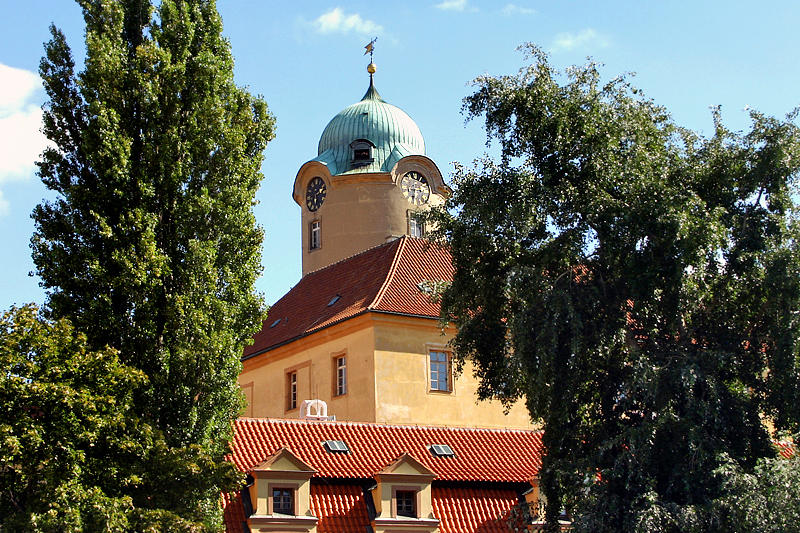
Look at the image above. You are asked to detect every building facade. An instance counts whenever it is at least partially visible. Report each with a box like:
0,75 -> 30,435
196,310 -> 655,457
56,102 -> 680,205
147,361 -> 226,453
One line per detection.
239,70 -> 533,430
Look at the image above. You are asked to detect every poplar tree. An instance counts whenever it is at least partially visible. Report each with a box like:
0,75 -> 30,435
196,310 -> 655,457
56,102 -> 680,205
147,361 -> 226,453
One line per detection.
31,0 -> 274,526
432,45 -> 800,532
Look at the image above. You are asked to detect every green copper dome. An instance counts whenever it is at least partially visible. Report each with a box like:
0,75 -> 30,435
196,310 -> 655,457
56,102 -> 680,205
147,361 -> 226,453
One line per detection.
314,80 -> 426,176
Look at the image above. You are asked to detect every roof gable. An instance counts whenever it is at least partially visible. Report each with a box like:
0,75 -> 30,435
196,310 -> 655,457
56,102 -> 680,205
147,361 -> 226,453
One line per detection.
244,237 -> 453,358
378,453 -> 436,477
250,447 -> 316,475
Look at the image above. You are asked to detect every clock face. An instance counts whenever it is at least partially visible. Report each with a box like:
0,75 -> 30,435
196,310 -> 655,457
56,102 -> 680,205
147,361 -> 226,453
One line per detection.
305,177 -> 326,211
401,171 -> 430,205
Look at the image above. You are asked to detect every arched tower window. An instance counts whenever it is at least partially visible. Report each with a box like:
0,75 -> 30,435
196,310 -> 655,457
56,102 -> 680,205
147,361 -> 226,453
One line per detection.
350,139 -> 375,168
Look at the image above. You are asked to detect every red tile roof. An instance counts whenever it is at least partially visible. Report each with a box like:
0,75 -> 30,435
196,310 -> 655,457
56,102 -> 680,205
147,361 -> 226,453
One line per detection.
230,418 -> 543,483
222,484 -> 522,533
777,440 -> 796,459
221,491 -> 247,533
244,237 -> 453,358
432,487 -> 521,533
311,484 -> 371,533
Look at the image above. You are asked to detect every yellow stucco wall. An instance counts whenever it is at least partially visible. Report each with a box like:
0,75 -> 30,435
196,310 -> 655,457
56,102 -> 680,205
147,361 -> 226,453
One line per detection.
240,314 -> 377,422
296,159 -> 446,276
372,314 -> 534,429
240,312 -> 534,430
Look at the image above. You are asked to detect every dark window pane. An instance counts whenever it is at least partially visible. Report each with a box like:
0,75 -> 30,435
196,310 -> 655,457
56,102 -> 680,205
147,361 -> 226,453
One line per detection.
273,488 -> 293,515
396,490 -> 416,517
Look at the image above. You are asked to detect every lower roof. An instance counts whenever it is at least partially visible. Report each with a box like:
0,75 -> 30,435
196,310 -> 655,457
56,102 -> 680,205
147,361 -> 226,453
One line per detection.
223,483 -> 522,533
230,417 -> 542,483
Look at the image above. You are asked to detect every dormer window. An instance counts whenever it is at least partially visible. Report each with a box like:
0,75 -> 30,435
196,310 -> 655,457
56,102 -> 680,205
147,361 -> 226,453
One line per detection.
350,139 -> 375,168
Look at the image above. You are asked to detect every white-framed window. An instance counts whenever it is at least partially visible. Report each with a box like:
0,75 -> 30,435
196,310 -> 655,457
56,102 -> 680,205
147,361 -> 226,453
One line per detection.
334,355 -> 347,396
310,220 -> 321,250
429,351 -> 450,392
287,371 -> 297,410
408,211 -> 425,238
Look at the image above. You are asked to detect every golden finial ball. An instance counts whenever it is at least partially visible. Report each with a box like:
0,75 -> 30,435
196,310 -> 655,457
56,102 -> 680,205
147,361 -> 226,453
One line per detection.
367,62 -> 377,74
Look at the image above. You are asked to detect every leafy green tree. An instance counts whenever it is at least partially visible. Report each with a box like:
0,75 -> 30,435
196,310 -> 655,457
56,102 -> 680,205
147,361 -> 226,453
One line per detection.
431,45 -> 800,532
1,305 -> 134,531
31,0 -> 274,526
0,305 -> 231,531
708,453 -> 800,533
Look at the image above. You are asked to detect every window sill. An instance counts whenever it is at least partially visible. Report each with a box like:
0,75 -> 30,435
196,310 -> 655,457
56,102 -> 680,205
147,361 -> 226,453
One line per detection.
374,517 -> 439,528
248,514 -> 318,527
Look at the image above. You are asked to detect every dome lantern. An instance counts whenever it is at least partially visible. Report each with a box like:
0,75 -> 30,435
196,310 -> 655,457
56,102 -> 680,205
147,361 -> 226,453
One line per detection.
314,78 -> 426,177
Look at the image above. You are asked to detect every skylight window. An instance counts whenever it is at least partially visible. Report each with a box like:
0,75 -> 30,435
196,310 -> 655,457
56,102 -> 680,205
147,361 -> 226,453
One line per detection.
323,440 -> 349,453
327,294 -> 341,307
429,444 -> 455,457
269,318 -> 282,328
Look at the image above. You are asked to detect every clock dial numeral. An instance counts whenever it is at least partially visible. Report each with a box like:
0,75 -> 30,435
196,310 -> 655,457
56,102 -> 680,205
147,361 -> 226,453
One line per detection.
306,177 -> 327,211
401,171 -> 430,205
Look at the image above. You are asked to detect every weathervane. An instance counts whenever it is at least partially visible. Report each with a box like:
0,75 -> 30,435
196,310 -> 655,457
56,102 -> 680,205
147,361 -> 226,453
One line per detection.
364,37 -> 378,78
364,37 -> 377,60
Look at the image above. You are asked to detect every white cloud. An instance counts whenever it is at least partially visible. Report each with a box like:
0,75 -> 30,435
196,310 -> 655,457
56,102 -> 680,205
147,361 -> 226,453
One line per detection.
0,63 -> 48,216
435,0 -> 477,12
0,104 -> 47,178
550,28 -> 610,52
312,7 -> 383,36
0,63 -> 41,116
501,3 -> 536,16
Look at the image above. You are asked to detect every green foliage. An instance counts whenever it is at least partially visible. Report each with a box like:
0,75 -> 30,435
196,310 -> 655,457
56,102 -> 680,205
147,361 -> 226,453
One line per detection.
431,44 -> 800,532
1,305 -> 153,531
30,0 -> 274,526
709,453 -> 800,533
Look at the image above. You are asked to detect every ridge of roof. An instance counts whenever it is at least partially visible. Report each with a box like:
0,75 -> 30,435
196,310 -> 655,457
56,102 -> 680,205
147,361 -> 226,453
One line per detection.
368,234 -> 408,309
237,416 -> 542,435
302,236 -> 402,278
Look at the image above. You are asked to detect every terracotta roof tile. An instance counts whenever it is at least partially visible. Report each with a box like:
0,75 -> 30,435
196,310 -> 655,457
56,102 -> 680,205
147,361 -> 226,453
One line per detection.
221,492 -> 247,533
230,418 -> 543,483
311,484 -> 370,533
244,237 -> 453,358
222,484 -> 524,533
372,237 -> 454,317
777,440 -> 796,458
432,487 -> 521,533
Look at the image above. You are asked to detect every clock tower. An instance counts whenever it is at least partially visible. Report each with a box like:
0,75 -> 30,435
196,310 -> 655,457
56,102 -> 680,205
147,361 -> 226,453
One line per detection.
241,61 -> 534,431
292,63 -> 448,276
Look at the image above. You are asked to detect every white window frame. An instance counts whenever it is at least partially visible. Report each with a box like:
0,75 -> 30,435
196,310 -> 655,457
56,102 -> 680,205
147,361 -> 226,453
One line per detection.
287,371 -> 297,410
429,350 -> 451,392
335,355 -> 347,396
408,211 -> 425,238
310,220 -> 321,250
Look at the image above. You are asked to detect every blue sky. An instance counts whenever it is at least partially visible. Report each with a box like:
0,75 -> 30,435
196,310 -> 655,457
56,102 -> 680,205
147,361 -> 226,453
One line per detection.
1,1 -> 799,309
